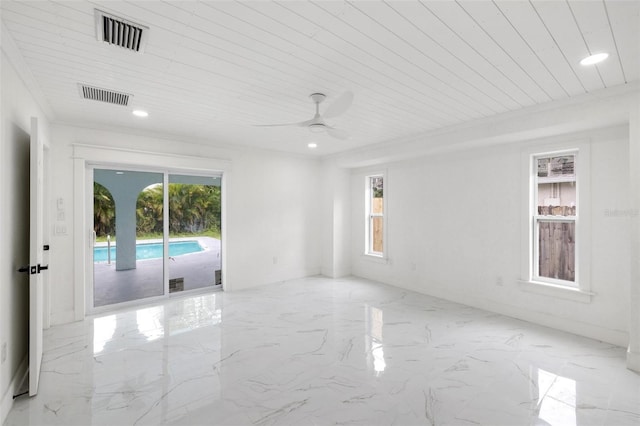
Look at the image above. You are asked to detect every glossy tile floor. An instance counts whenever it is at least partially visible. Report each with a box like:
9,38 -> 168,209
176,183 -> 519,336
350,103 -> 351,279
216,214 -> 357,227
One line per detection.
5,277 -> 640,425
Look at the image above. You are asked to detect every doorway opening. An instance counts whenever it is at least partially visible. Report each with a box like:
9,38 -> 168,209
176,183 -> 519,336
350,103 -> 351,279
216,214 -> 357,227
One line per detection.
91,168 -> 222,308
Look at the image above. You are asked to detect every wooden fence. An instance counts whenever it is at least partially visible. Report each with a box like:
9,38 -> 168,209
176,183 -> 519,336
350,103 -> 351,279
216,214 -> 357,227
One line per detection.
372,198 -> 383,252
538,221 -> 575,281
538,205 -> 576,216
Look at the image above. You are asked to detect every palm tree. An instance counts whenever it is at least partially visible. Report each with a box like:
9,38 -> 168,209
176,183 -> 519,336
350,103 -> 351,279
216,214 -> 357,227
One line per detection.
133,182 -> 221,237
94,183 -> 115,236
136,184 -> 163,234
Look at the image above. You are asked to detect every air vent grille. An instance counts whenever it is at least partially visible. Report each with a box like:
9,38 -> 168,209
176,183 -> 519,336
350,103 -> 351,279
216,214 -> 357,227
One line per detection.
79,84 -> 131,106
95,9 -> 148,53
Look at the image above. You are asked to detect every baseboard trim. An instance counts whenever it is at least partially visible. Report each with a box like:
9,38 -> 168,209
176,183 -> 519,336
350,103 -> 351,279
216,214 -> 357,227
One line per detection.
627,348 -> 640,372
483,297 -> 628,347
1,356 -> 28,424
356,274 -> 629,347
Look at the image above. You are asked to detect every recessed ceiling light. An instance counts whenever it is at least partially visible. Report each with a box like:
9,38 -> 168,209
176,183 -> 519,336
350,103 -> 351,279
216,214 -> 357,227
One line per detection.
580,53 -> 609,66
132,109 -> 148,117
116,171 -> 124,175
308,143 -> 318,149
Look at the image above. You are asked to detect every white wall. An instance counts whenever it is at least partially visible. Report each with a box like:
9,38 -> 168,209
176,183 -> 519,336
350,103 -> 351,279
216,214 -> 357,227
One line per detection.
320,161 -> 351,278
348,125 -> 631,346
0,50 -> 51,421
48,125 -> 322,324
628,99 -> 640,371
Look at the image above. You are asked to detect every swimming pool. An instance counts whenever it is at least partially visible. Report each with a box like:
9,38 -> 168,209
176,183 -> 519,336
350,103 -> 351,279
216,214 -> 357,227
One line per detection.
94,240 -> 203,262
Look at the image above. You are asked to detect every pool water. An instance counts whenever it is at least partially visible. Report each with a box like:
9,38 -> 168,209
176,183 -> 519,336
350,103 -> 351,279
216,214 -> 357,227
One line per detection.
94,240 -> 203,262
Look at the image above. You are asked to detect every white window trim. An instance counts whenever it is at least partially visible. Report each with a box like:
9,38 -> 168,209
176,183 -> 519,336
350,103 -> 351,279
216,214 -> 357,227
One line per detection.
520,141 -> 593,303
364,172 -> 387,259
532,151 -> 578,287
518,279 -> 595,303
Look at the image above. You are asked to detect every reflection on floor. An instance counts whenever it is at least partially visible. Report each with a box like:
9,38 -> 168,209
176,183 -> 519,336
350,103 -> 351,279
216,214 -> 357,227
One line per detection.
93,237 -> 221,307
6,277 -> 640,425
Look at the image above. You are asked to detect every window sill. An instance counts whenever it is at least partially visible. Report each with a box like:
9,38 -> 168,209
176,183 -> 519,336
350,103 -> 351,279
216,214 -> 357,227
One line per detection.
518,280 -> 595,303
361,253 -> 389,264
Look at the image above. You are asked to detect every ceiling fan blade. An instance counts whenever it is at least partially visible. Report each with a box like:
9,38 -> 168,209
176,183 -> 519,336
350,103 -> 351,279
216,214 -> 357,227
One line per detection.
326,126 -> 350,140
254,119 -> 313,128
323,91 -> 354,119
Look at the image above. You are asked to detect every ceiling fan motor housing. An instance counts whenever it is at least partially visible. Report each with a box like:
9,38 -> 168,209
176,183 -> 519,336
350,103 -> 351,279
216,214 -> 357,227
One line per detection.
309,123 -> 326,133
309,93 -> 326,104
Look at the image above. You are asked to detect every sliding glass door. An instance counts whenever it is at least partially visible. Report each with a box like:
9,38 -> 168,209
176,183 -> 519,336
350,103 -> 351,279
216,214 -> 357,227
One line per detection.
167,174 -> 222,293
91,168 -> 222,309
93,169 -> 164,307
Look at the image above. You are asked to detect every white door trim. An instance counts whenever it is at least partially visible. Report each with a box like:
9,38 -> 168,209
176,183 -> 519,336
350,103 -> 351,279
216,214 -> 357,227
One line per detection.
73,144 -> 231,319
29,117 -> 45,396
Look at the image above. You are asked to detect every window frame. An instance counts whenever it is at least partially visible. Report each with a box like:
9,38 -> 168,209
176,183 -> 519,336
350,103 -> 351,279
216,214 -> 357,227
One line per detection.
519,141 -> 592,303
365,173 -> 386,258
532,151 -> 578,287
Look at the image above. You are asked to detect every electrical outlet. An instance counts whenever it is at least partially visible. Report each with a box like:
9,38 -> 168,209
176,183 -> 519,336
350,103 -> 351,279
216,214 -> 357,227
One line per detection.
273,256 -> 278,265
1,342 -> 7,364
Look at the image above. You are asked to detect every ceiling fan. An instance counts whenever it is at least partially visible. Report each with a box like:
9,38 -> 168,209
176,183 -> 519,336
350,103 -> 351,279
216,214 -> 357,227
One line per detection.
256,91 -> 353,140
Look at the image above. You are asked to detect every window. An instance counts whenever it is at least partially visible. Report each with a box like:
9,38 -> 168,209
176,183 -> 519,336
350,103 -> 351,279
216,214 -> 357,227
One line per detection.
366,175 -> 384,256
520,142 -> 591,302
532,152 -> 577,286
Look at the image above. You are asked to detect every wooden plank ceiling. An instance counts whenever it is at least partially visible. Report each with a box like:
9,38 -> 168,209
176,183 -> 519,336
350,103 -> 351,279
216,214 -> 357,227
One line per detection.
1,1 -> 638,155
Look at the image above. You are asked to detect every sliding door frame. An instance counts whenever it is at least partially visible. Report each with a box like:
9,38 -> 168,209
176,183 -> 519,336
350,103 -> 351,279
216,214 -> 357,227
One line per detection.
73,144 -> 230,319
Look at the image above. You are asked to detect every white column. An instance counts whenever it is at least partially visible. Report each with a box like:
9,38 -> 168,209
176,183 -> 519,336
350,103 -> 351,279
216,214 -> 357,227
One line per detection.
111,192 -> 138,271
628,100 -> 640,372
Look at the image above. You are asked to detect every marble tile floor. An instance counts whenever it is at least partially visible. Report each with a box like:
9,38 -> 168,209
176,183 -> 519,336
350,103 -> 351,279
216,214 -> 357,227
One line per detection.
5,276 -> 640,426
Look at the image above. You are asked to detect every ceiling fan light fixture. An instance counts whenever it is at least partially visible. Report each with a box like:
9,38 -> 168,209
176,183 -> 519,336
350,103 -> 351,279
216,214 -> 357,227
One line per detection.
309,123 -> 325,133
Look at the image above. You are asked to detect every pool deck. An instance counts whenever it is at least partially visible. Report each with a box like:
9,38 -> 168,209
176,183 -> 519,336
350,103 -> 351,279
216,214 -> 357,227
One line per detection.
93,237 -> 221,307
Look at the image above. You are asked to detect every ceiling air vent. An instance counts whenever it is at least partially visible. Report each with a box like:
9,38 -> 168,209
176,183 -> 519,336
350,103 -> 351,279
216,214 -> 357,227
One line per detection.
94,9 -> 148,53
78,84 -> 131,106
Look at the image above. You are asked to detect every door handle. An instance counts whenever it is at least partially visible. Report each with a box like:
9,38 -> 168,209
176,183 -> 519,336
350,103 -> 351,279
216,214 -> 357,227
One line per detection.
18,265 -> 37,274
17,265 -> 47,274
